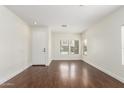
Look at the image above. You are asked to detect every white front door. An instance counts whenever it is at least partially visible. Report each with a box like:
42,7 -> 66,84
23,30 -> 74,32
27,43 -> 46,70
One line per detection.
32,30 -> 48,65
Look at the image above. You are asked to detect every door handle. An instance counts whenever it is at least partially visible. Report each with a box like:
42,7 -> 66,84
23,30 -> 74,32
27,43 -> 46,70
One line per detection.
43,48 -> 46,52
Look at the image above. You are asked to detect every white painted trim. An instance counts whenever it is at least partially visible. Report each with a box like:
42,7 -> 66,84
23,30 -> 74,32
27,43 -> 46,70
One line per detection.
0,64 -> 31,85
82,59 -> 124,83
46,59 -> 52,66
121,26 -> 124,65
53,58 -> 82,60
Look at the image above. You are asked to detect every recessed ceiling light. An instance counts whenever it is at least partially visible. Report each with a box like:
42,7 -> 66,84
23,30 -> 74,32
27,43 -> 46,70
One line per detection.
33,21 -> 37,25
61,25 -> 67,27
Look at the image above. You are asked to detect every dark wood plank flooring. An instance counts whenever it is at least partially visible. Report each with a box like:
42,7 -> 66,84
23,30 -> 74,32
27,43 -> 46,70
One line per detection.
0,60 -> 124,88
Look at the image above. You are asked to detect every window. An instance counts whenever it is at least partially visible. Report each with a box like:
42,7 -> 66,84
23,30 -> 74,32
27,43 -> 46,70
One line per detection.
60,40 -> 69,55
60,40 -> 79,55
70,40 -> 79,54
83,39 -> 87,56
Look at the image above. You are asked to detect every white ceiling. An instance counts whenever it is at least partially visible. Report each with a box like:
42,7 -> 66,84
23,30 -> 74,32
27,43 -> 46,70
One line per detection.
6,5 -> 120,33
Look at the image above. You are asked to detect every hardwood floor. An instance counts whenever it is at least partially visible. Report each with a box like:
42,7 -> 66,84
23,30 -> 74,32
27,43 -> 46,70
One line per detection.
0,60 -> 124,88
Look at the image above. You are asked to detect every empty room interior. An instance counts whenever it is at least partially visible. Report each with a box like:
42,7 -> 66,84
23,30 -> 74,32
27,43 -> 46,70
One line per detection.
0,5 -> 124,88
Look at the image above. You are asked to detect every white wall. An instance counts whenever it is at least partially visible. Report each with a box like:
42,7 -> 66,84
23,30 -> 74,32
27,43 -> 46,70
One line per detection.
0,6 -> 31,84
52,32 -> 82,60
82,7 -> 124,83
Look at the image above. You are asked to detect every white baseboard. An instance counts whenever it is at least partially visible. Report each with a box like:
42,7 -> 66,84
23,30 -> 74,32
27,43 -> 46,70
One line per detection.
0,64 -> 31,85
82,59 -> 124,83
53,58 -> 82,60
46,59 -> 52,66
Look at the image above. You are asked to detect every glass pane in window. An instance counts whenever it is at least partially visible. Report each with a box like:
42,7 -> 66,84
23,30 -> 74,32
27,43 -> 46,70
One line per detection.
83,39 -> 87,56
70,40 -> 79,54
60,40 -> 69,55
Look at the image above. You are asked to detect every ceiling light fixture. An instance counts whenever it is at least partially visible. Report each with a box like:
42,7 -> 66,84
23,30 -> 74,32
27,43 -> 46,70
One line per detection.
61,25 -> 67,27
79,5 -> 83,7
